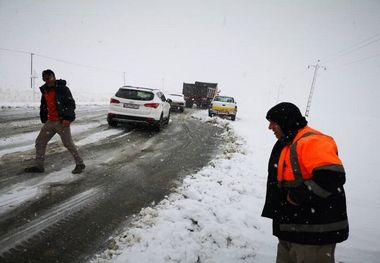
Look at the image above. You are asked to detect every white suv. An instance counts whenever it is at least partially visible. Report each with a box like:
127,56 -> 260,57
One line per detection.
166,93 -> 185,112
107,86 -> 171,131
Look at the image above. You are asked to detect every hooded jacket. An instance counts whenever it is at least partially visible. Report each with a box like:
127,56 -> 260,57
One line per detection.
262,102 -> 349,245
39,79 -> 76,123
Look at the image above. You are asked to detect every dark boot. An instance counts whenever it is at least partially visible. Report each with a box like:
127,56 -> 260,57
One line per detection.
24,166 -> 45,173
72,164 -> 86,174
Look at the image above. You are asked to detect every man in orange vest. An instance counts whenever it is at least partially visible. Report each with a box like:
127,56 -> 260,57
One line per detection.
262,102 -> 348,263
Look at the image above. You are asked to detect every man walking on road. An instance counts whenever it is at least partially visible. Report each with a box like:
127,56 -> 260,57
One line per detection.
262,102 -> 348,263
24,69 -> 85,174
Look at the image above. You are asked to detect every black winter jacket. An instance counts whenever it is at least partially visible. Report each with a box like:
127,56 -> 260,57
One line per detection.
39,79 -> 76,123
261,138 -> 349,245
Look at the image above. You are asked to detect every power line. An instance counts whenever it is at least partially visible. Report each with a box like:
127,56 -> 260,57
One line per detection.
0,47 -> 30,55
0,47 -> 124,74
331,52 -> 380,69
322,33 -> 380,64
35,53 -> 123,74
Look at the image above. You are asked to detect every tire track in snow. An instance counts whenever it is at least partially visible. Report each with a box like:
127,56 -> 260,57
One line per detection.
0,187 -> 102,257
0,122 -> 123,158
0,108 -> 223,263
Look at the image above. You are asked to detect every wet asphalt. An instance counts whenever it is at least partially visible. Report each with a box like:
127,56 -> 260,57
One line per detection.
0,106 -> 223,263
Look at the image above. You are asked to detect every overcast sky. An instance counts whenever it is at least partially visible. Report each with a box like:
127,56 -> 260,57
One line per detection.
0,0 -> 379,108
1,2 -> 380,258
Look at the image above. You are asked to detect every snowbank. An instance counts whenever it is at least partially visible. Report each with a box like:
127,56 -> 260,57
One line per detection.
91,111 -> 275,263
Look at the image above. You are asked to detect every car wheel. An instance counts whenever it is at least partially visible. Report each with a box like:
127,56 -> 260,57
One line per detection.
185,100 -> 193,108
108,120 -> 118,127
231,115 -> 236,121
208,111 -> 213,117
165,111 -> 170,125
155,114 -> 164,131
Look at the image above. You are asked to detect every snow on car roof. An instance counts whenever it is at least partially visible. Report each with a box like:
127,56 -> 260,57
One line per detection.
120,85 -> 158,91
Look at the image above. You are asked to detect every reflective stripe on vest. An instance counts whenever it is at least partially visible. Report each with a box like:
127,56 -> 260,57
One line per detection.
287,132 -> 317,186
304,180 -> 331,198
277,127 -> 344,199
278,131 -> 317,188
280,219 -> 348,233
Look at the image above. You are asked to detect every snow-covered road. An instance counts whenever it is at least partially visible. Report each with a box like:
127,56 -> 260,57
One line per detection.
1,105 -> 379,263
0,106 -> 223,263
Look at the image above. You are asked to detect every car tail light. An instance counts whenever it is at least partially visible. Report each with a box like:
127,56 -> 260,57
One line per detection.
110,98 -> 120,104
144,103 -> 160,108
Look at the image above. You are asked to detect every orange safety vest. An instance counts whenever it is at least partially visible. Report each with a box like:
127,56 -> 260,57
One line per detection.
277,126 -> 345,189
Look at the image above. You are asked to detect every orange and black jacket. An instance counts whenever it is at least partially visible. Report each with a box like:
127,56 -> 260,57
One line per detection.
262,125 -> 349,245
39,79 -> 76,123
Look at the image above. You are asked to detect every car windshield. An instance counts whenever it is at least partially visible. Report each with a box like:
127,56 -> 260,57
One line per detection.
116,89 -> 154,101
214,96 -> 234,103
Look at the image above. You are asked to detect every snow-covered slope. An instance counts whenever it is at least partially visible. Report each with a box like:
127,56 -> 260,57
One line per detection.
91,109 -> 380,263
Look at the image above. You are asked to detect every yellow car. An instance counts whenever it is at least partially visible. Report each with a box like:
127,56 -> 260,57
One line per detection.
208,95 -> 237,121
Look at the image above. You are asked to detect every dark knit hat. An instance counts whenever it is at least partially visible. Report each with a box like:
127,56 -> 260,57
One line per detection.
266,102 -> 308,140
42,69 -> 55,78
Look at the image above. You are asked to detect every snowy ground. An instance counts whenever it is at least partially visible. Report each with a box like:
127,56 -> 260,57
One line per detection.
0,121 -> 124,216
89,109 -> 380,263
1,103 -> 379,262
90,111 -> 272,263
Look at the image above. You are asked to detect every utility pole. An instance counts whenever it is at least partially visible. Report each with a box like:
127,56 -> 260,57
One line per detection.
305,60 -> 326,117
30,53 -> 36,101
30,53 -> 34,89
